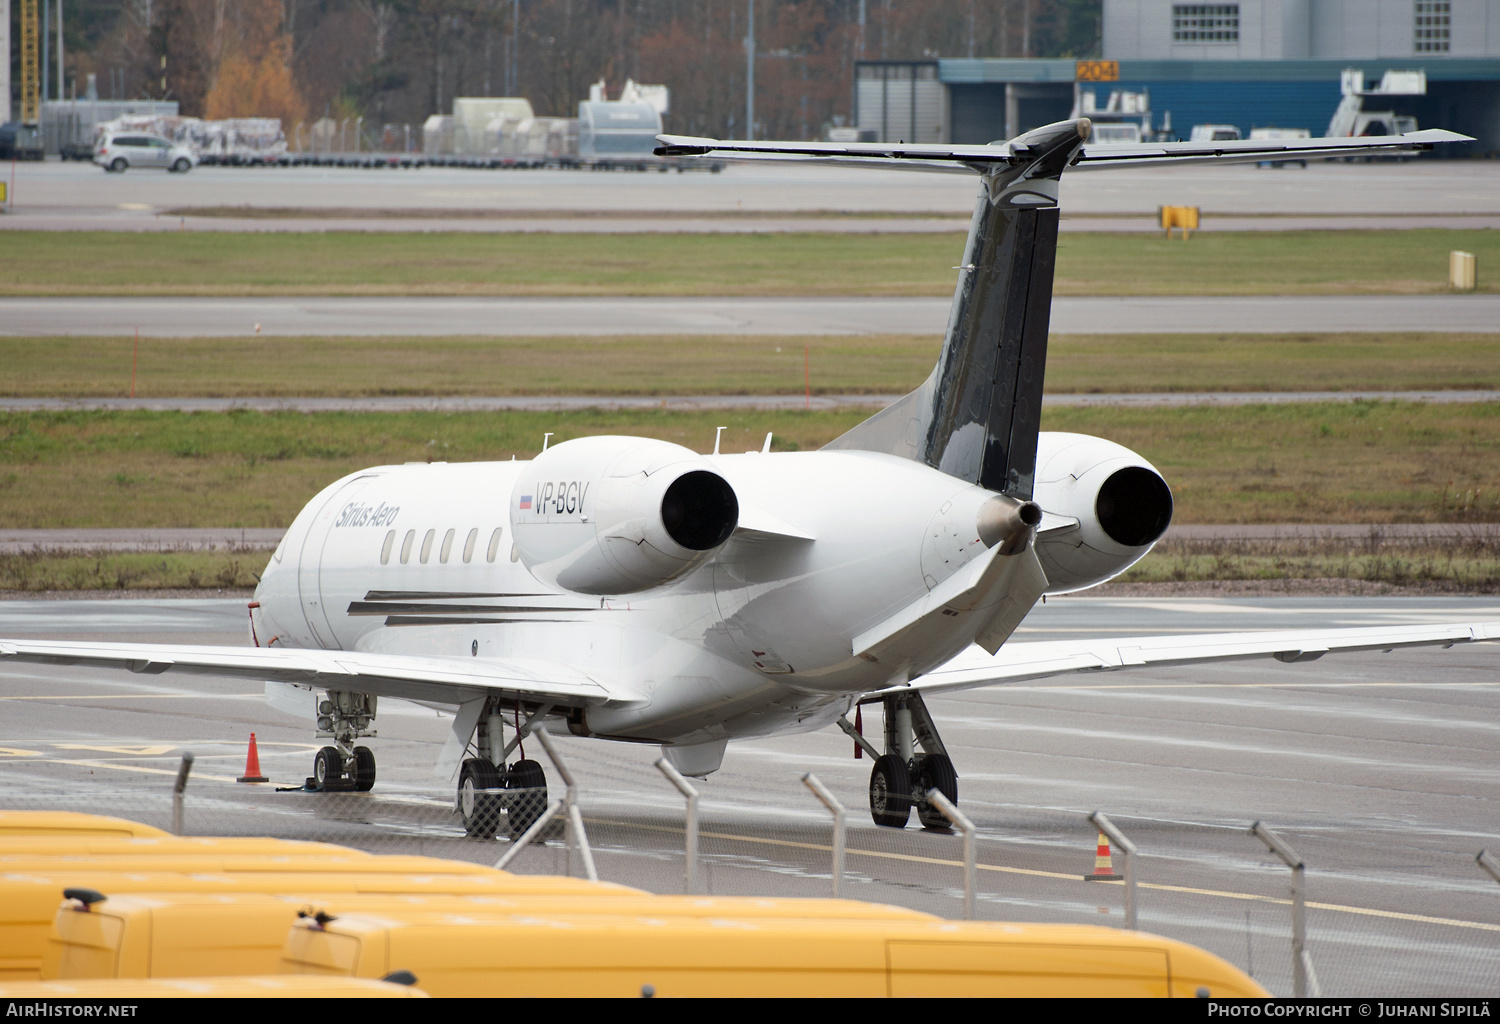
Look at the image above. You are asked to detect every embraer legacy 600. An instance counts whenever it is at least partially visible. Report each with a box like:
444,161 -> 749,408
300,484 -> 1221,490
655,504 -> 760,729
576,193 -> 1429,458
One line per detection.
4,120 -> 1494,836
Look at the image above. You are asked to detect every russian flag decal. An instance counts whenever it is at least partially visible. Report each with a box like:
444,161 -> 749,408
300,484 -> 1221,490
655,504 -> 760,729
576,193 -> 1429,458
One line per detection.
520,495 -> 533,510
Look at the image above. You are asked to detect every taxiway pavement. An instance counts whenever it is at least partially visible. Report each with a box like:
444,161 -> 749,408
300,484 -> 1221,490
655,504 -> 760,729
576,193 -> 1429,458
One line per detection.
0,595 -> 1496,996
6,160 -> 1498,224
7,294 -> 1500,338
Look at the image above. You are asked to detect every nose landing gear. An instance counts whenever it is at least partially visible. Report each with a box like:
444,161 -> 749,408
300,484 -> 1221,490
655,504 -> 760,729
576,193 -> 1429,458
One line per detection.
305,691 -> 378,792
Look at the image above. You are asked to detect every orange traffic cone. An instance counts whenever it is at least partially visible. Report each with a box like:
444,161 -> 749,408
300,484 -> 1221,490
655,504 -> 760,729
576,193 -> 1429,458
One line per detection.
1084,831 -> 1117,881
237,732 -> 269,783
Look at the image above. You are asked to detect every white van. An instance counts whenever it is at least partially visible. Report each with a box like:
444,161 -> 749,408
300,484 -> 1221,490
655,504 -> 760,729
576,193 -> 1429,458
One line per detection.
1189,124 -> 1241,142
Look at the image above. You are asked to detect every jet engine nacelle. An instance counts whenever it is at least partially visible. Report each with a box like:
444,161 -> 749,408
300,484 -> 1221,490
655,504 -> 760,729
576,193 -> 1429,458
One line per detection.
510,435 -> 739,595
1031,432 -> 1173,594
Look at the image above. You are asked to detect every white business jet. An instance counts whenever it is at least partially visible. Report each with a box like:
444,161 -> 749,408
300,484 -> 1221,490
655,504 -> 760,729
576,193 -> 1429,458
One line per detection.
3,120 -> 1493,837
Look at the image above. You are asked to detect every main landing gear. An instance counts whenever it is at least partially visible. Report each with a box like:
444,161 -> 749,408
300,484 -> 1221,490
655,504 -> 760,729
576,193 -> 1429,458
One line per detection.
456,702 -> 549,840
308,691 -> 378,792
861,692 -> 959,830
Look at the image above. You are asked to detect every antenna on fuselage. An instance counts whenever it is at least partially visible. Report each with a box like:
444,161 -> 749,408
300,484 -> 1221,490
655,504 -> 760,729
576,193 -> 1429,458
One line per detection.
762,432 -> 773,454
713,426 -> 726,456
542,432 -> 553,452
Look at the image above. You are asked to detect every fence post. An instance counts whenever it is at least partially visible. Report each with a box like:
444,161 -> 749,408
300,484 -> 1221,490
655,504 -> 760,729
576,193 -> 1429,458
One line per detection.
1477,849 -> 1500,886
533,729 -> 597,882
654,758 -> 699,895
801,773 -> 846,898
1088,811 -> 1139,930
170,753 -> 194,835
1251,821 -> 1320,997
925,789 -> 977,919
493,798 -> 564,871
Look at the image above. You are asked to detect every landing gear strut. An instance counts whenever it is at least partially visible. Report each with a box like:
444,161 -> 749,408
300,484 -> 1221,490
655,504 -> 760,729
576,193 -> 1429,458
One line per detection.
456,701 -> 550,840
308,691 -> 378,792
861,693 -> 958,830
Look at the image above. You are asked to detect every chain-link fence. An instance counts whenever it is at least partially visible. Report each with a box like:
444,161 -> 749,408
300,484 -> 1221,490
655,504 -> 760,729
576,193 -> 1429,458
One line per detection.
4,738 -> 1498,999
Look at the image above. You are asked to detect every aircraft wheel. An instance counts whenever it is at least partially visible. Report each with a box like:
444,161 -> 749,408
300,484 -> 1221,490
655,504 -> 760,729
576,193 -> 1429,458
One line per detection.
312,746 -> 342,791
869,754 -> 912,828
506,759 -> 549,838
458,758 -> 504,839
914,754 -> 959,830
353,746 -> 377,792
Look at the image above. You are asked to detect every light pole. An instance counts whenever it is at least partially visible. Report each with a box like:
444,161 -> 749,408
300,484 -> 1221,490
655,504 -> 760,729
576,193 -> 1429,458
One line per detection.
745,0 -> 754,140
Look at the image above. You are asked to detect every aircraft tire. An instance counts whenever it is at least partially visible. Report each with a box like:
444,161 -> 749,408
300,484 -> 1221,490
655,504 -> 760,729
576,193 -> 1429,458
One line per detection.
458,758 -> 504,838
869,754 -> 913,828
914,754 -> 959,830
352,745 -> 377,792
312,746 -> 342,791
506,759 -> 548,838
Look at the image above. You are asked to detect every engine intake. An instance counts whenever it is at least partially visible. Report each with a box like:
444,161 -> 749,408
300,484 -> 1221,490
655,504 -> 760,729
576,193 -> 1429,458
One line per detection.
511,436 -> 739,595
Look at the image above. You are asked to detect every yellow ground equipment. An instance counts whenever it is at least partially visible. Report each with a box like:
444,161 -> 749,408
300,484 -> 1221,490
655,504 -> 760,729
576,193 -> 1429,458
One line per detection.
46,891 -> 933,980
1159,205 -> 1200,239
0,812 -> 169,838
0,836 -> 363,857
0,975 -> 429,998
2,869 -> 637,980
283,911 -> 1268,998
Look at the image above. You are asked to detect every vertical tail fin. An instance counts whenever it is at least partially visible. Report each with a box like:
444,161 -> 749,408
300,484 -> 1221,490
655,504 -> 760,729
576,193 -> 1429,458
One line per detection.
824,118 -> 1089,501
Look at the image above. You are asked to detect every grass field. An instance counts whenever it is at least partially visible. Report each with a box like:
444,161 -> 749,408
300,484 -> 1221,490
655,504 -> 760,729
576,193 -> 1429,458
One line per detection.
6,532 -> 1497,592
2,228 -> 1494,296
5,332 -> 1498,397
1115,532 -> 1500,591
0,403 -> 1494,529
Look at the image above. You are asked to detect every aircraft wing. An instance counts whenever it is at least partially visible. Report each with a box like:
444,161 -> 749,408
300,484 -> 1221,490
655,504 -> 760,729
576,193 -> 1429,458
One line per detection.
656,128 -> 1472,174
896,621 -> 1500,698
0,639 -> 639,709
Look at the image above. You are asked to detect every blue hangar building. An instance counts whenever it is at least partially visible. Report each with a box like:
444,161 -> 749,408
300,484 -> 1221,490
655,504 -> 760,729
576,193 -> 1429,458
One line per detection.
853,0 -> 1500,155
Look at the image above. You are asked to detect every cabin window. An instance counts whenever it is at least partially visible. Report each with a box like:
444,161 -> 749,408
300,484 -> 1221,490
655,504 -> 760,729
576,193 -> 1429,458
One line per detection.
420,529 -> 436,564
440,528 -> 456,563
463,528 -> 479,563
400,529 -> 416,564
487,528 -> 503,563
380,530 -> 396,565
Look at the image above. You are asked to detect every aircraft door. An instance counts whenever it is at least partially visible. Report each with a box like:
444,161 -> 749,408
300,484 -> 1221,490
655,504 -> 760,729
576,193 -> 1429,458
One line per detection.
297,475 -> 380,648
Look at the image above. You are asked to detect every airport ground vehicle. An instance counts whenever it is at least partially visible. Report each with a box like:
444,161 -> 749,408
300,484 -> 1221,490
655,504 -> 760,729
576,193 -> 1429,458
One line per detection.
93,131 -> 197,173
43,890 -> 932,980
279,910 -> 1267,997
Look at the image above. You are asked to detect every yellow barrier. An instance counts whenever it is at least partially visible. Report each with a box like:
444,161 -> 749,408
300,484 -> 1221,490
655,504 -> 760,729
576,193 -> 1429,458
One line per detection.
283,911 -> 1268,998
47,891 -> 932,980
0,976 -> 429,998
0,812 -> 168,838
1160,205 -> 1200,239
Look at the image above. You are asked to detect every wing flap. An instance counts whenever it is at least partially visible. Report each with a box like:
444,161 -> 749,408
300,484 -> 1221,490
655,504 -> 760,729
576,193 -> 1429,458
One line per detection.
902,621 -> 1500,697
0,640 -> 636,709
